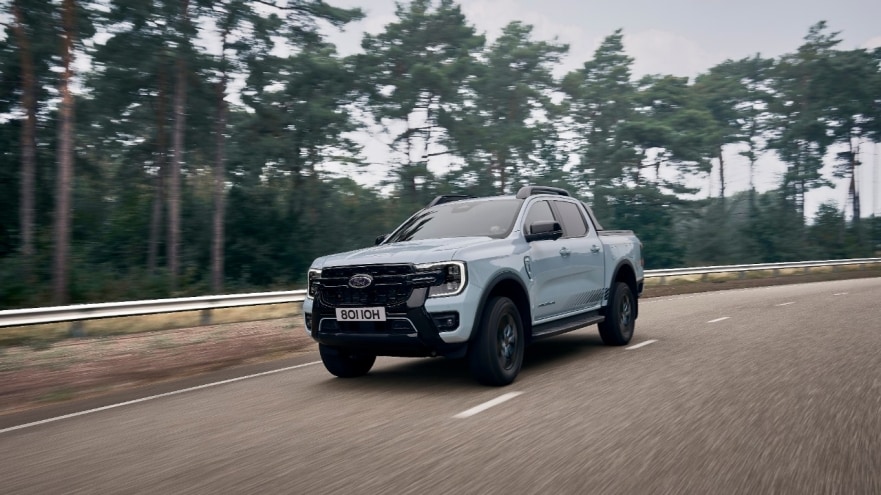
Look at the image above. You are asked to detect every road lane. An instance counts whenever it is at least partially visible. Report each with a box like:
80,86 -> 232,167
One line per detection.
1,277 -> 880,494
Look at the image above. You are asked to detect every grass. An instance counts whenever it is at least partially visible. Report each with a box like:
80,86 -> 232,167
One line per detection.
0,354 -> 25,372
37,387 -> 76,403
149,336 -> 179,350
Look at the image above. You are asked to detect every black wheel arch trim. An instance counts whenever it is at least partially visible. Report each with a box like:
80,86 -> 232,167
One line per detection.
470,270 -> 532,343
609,259 -> 640,319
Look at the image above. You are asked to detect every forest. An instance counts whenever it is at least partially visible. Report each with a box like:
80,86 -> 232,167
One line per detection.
1,0 -> 880,310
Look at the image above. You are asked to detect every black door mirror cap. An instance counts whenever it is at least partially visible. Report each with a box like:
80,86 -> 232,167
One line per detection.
525,221 -> 563,242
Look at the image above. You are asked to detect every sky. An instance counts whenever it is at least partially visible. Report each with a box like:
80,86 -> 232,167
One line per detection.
319,0 -> 881,219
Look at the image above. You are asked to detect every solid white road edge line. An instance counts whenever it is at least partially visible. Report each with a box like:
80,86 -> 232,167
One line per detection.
776,302 -> 795,306
708,317 -> 730,323
626,339 -> 658,350
454,392 -> 524,419
0,361 -> 321,435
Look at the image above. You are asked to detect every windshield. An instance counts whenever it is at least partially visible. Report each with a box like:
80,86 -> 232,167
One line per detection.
384,199 -> 523,243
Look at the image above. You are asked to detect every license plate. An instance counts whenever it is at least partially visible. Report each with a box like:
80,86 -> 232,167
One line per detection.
335,307 -> 387,322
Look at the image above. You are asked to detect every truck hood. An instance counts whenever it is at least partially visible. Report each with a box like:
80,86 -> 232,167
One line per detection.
313,237 -> 492,268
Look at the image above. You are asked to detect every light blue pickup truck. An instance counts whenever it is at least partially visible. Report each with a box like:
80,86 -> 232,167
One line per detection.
303,186 -> 643,386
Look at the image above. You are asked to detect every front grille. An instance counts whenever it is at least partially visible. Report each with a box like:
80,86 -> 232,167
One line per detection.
318,264 -> 415,307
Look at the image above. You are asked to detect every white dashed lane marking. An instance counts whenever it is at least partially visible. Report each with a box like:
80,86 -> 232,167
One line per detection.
626,339 -> 658,350
775,302 -> 795,306
834,292 -> 848,296
453,392 -> 524,419
1,361 -> 322,434
708,317 -> 730,323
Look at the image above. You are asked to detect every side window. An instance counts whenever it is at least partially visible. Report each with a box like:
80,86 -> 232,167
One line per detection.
523,200 -> 555,233
555,201 -> 589,238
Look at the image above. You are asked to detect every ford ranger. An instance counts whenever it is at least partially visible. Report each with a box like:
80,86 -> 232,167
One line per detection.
303,185 -> 643,386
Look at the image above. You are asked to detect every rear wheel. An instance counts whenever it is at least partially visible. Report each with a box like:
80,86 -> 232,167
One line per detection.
598,282 -> 635,346
468,296 -> 525,386
319,344 -> 376,378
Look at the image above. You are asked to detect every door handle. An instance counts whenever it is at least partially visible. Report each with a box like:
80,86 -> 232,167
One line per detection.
591,245 -> 601,254
559,247 -> 571,257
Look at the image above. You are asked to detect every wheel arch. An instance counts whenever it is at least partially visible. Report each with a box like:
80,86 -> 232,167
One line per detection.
609,260 -> 639,319
472,271 -> 532,342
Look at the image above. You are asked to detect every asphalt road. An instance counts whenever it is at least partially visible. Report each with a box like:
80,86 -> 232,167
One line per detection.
2,278 -> 880,494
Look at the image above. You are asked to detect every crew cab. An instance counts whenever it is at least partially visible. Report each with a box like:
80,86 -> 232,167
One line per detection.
303,186 -> 643,385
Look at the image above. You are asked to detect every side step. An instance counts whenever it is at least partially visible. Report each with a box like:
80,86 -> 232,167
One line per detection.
531,311 -> 604,340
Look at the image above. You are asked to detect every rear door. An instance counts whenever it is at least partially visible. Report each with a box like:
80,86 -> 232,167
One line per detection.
550,199 -> 606,312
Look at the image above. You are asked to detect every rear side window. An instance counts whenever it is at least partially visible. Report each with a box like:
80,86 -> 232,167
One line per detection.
555,201 -> 588,237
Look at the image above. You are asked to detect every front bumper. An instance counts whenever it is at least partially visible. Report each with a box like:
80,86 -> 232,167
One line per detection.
303,290 -> 471,358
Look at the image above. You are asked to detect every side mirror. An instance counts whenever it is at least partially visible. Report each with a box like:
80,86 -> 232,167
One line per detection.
525,221 -> 563,242
375,234 -> 388,245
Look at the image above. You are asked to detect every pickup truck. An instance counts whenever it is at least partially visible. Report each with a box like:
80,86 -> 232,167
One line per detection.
303,185 -> 643,386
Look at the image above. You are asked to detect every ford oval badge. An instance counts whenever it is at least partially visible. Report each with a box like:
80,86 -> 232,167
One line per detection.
348,274 -> 373,289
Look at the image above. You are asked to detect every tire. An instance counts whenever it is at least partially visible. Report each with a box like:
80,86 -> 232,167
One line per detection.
319,344 -> 376,378
468,296 -> 525,386
598,281 -> 636,346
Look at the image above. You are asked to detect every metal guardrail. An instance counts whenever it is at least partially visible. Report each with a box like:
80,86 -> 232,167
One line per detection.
1,258 -> 879,328
0,290 -> 306,328
645,258 -> 881,278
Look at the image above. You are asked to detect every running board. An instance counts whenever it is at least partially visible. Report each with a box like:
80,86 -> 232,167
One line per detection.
531,311 -> 604,340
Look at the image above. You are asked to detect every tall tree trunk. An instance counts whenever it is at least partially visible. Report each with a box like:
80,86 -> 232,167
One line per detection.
212,73 -> 228,293
718,146 -> 726,201
849,139 -> 861,223
148,69 -> 169,274
12,1 -> 36,275
52,0 -> 76,304
748,153 -> 757,215
168,0 -> 190,292
498,154 -> 507,194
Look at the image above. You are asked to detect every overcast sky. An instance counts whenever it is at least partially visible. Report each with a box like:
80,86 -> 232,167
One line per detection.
326,0 -> 881,77
324,0 -> 881,217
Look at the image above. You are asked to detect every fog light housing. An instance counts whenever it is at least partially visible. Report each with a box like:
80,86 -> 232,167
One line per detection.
431,311 -> 459,332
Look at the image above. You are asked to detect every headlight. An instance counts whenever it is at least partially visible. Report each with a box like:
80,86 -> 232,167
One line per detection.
307,269 -> 321,298
416,261 -> 466,298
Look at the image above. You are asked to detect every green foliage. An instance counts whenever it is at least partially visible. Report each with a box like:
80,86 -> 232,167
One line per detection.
808,202 -> 848,259
563,29 -> 640,196
444,21 -> 568,195
354,0 -> 484,200
603,185 -> 686,269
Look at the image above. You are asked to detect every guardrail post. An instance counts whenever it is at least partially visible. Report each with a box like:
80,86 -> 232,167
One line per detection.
200,309 -> 212,326
69,320 -> 85,338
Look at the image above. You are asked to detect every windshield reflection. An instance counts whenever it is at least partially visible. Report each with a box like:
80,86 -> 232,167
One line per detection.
385,199 -> 523,243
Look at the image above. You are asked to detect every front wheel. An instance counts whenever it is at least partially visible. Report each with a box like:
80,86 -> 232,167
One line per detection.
468,296 -> 525,386
598,282 -> 636,346
319,344 -> 376,378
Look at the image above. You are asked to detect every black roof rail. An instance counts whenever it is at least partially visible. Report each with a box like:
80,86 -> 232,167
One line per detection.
515,186 -> 571,199
426,194 -> 475,208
